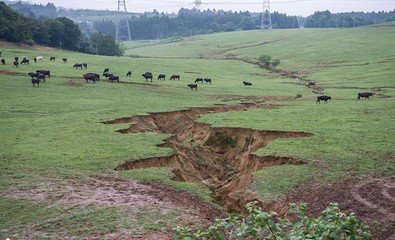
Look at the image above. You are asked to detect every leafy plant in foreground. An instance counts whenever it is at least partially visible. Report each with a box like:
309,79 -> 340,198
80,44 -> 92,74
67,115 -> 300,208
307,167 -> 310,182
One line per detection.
173,202 -> 370,240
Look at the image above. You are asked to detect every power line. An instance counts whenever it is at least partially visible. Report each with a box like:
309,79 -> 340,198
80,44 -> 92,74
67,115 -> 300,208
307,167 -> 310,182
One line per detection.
261,0 -> 272,30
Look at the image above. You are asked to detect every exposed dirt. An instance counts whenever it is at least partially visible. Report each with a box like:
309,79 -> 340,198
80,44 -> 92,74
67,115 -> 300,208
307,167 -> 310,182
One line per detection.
0,70 -> 26,76
0,41 -> 55,51
271,175 -> 395,240
104,103 -> 312,213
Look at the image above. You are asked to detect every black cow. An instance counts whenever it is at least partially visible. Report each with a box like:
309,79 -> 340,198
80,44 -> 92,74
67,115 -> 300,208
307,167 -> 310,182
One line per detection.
15,57 -> 19,62
243,81 -> 252,86
1,59 -> 5,65
204,78 -> 212,84
83,73 -> 100,83
50,57 -> 56,61
83,63 -> 88,69
195,78 -> 204,83
316,95 -> 332,104
21,58 -> 29,65
28,72 -> 46,82
103,68 -> 110,74
33,58 -> 37,63
357,92 -> 373,100
127,71 -> 132,77
142,72 -> 153,82
188,84 -> 198,90
158,74 -> 166,80
62,58 -> 68,63
36,70 -> 51,78
73,63 -> 83,69
103,73 -> 114,79
109,75 -> 120,83
170,75 -> 180,81
31,78 -> 40,87
13,61 -> 19,68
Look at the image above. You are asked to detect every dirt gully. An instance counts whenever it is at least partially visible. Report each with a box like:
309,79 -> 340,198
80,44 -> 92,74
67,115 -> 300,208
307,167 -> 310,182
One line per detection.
104,103 -> 312,213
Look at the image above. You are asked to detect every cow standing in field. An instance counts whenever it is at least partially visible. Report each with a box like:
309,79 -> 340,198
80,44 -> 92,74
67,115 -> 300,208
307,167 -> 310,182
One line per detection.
357,92 -> 374,100
195,78 -> 204,83
170,75 -> 180,81
243,81 -> 252,86
50,57 -> 56,61
188,84 -> 198,90
13,61 -> 19,68
62,58 -> 68,63
103,68 -> 110,74
21,58 -> 29,65
35,56 -> 44,62
83,73 -> 100,83
142,72 -> 153,82
127,71 -> 132,77
31,77 -> 40,87
1,59 -> 5,65
204,78 -> 212,84
73,63 -> 83,69
103,73 -> 114,79
28,72 -> 46,82
36,70 -> 51,78
109,75 -> 120,83
158,74 -> 166,81
316,95 -> 332,104
83,63 -> 88,69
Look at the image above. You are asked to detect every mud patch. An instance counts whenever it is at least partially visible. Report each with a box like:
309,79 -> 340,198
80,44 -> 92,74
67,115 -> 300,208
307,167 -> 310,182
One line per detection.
104,103 -> 312,212
0,70 -> 26,76
272,176 -> 395,240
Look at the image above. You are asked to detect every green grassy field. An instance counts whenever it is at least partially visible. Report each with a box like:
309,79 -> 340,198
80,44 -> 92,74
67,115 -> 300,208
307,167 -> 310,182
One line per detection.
0,24 -> 394,239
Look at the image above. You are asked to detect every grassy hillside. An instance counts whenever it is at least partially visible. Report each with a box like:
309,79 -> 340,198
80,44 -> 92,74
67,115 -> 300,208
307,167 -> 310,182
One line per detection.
0,25 -> 394,239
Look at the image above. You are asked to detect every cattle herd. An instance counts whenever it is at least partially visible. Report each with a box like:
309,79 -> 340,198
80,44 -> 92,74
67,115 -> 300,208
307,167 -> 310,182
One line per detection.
0,54 -> 376,102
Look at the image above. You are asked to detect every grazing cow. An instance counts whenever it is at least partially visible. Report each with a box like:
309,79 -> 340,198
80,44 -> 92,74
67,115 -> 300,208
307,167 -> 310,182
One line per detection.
204,78 -> 212,84
195,78 -> 204,83
62,58 -> 68,63
83,73 -> 100,83
31,78 -> 40,87
29,72 -> 46,82
316,95 -> 332,104
36,70 -> 51,78
357,92 -> 374,100
142,72 -> 153,82
170,75 -> 180,81
36,56 -> 44,62
13,61 -> 19,68
109,75 -> 120,83
21,58 -> 29,65
15,57 -> 19,62
127,71 -> 132,77
73,63 -> 83,69
1,59 -> 5,65
83,63 -> 88,69
243,81 -> 252,86
34,58 -> 37,63
103,73 -> 114,79
187,84 -> 198,90
158,74 -> 166,81
50,57 -> 56,61
103,68 -> 110,74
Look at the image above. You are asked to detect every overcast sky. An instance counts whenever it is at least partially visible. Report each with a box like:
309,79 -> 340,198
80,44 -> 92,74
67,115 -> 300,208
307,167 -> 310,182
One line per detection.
26,0 -> 395,16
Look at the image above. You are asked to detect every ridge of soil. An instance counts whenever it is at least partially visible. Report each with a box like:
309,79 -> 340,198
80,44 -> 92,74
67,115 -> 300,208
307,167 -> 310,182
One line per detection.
104,103 -> 312,212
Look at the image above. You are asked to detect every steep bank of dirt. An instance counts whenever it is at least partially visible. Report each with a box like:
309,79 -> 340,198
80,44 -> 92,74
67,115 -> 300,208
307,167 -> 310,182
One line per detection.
104,103 -> 312,212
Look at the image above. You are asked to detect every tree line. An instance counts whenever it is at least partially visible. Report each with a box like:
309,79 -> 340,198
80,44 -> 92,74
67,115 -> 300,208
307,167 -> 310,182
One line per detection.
0,2 -> 123,56
305,10 -> 395,28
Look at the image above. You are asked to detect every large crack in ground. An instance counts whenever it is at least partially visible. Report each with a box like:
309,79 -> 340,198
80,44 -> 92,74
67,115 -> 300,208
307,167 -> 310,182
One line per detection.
104,103 -> 312,212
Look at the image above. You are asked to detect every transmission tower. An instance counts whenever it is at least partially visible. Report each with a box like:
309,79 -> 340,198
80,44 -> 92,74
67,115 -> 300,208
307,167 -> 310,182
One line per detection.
260,0 -> 272,30
116,0 -> 132,41
194,0 -> 202,11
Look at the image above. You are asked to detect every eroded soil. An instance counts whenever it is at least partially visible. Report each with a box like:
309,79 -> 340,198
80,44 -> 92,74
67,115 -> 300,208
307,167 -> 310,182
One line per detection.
104,103 -> 312,212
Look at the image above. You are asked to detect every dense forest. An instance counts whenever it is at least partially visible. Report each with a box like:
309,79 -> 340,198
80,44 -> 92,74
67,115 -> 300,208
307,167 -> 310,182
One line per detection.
0,2 -> 123,56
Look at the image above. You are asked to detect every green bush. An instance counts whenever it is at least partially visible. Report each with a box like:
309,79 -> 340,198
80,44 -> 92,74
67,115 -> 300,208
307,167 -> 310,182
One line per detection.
173,202 -> 370,240
272,58 -> 281,68
259,55 -> 272,67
